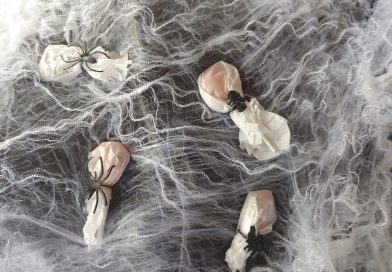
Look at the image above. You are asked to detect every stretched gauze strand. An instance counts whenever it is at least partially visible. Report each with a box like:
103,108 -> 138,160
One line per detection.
83,141 -> 131,249
38,45 -> 132,84
198,61 -> 290,160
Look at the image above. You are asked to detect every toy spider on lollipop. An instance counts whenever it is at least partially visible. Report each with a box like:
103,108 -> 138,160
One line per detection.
82,141 -> 131,249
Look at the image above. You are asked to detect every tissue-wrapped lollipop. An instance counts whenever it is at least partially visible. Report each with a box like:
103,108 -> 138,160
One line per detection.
38,45 -> 132,84
225,190 -> 277,272
83,141 -> 131,248
198,61 -> 290,160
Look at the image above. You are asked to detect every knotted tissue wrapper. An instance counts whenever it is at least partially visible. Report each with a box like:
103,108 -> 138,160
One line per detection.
38,45 -> 132,84
83,141 -> 131,249
225,190 -> 277,272
198,61 -> 290,160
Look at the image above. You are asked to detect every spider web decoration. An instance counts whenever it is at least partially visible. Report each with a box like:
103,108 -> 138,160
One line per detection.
0,0 -> 391,271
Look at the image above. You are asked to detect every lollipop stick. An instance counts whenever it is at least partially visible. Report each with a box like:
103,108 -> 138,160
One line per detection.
261,133 -> 278,153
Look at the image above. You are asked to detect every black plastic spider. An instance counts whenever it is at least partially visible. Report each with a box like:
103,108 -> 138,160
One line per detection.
227,90 -> 251,114
233,226 -> 276,272
61,44 -> 111,73
86,157 -> 116,214
238,226 -> 274,253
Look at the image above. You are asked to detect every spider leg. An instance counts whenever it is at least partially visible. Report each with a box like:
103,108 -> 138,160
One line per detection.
76,42 -> 86,55
78,53 -> 84,61
84,61 -> 103,73
84,41 -> 89,55
87,188 -> 96,200
61,55 -> 81,63
80,61 -> 87,73
85,162 -> 93,179
90,51 -> 111,59
99,187 -> 108,206
63,60 -> 81,71
93,189 -> 99,214
86,46 -> 95,55
227,106 -> 234,114
237,229 -> 247,239
86,157 -> 94,177
86,42 -> 96,55
101,165 -> 116,184
86,42 -> 101,55
87,170 -> 95,182
97,157 -> 104,182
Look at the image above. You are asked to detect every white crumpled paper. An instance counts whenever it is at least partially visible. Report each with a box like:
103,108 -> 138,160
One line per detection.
198,61 -> 290,160
84,186 -> 112,249
230,98 -> 290,161
83,141 -> 131,249
225,190 -> 277,272
38,45 -> 132,84
225,234 -> 251,272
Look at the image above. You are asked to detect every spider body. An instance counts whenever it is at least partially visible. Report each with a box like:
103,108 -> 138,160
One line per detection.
227,90 -> 250,113
86,157 -> 116,214
82,55 -> 97,64
61,44 -> 112,74
237,226 -> 274,255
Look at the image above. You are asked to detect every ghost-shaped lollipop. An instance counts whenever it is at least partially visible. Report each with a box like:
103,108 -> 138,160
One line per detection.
198,61 -> 290,160
83,141 -> 131,249
225,190 -> 277,272
38,45 -> 132,84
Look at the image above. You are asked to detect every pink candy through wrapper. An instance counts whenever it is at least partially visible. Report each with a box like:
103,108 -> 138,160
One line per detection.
198,61 -> 291,161
198,61 -> 243,107
225,190 -> 277,272
237,190 -> 276,236
87,141 -> 131,187
83,141 -> 131,249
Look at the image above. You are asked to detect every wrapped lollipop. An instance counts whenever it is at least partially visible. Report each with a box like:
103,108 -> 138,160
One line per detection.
83,141 -> 131,249
198,61 -> 290,160
38,44 -> 132,84
225,190 -> 277,272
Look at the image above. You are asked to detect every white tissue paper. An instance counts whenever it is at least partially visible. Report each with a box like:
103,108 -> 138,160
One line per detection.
83,187 -> 112,249
230,98 -> 290,161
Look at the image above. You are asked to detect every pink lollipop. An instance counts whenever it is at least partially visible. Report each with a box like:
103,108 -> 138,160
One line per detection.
83,141 -> 131,248
198,61 -> 290,160
225,190 -> 277,272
